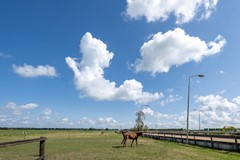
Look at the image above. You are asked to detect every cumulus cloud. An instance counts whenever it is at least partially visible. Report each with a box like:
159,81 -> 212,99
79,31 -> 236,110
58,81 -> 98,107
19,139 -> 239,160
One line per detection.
134,28 -> 226,75
38,108 -> 53,120
124,0 -> 218,24
0,53 -> 11,59
142,107 -> 154,116
66,32 -> 163,104
193,94 -> 240,127
218,90 -> 226,94
12,64 -> 58,78
98,117 -> 117,124
20,103 -> 39,110
216,70 -> 225,74
195,94 -> 237,112
232,96 -> 240,105
77,117 -> 118,128
62,117 -> 69,122
0,115 -> 9,122
78,117 -> 96,126
43,108 -> 52,116
143,108 -> 185,129
1,102 -> 39,115
160,94 -> 183,106
137,94 -> 240,129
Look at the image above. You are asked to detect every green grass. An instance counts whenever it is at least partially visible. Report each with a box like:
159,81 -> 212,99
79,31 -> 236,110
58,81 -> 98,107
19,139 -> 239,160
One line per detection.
0,130 -> 240,160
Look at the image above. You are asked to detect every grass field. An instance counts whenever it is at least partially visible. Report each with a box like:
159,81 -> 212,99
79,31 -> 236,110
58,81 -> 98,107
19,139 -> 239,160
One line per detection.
0,129 -> 240,160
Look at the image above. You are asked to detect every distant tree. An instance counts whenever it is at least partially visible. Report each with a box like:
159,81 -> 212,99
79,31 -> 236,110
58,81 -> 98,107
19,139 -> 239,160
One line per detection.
135,110 -> 145,131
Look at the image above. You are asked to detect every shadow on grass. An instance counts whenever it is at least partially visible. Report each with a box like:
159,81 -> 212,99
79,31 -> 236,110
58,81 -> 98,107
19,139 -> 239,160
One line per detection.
112,145 -> 124,148
112,144 -> 144,148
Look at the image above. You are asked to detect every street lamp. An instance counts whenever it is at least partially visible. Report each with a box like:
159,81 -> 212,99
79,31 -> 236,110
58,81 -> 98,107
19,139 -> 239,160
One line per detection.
194,109 -> 201,131
186,74 -> 204,144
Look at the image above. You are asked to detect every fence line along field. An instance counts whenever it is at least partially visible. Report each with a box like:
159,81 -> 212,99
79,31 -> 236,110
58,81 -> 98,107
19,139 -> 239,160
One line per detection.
0,129 -> 240,160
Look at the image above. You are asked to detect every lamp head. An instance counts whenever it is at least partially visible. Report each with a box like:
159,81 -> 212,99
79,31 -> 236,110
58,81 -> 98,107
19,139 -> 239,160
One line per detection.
198,74 -> 205,78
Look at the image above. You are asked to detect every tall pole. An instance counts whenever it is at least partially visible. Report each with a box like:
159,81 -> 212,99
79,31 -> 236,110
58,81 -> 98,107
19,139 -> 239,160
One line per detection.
186,74 -> 204,144
198,111 -> 201,131
186,77 -> 191,144
194,109 -> 201,131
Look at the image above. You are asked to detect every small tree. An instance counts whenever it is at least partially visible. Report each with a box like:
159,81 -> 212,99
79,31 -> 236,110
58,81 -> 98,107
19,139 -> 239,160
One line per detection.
135,110 -> 145,131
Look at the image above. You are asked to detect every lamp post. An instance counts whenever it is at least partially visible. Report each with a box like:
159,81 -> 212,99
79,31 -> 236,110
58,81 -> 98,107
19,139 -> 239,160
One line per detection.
186,74 -> 204,144
194,109 -> 201,131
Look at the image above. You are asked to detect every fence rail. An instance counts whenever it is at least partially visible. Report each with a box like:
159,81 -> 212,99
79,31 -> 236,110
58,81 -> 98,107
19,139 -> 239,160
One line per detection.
144,132 -> 240,151
0,137 -> 47,160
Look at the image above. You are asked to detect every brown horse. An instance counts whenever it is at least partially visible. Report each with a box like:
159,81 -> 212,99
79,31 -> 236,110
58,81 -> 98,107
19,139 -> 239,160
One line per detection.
121,131 -> 143,147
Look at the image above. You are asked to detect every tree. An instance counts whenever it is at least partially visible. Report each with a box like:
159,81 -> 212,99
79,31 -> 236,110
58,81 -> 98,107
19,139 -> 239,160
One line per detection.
135,110 -> 145,131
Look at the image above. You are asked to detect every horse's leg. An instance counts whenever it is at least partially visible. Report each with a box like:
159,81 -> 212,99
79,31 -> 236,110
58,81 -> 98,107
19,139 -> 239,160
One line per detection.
124,138 -> 127,147
136,138 -> 138,147
131,139 -> 134,147
121,137 -> 125,144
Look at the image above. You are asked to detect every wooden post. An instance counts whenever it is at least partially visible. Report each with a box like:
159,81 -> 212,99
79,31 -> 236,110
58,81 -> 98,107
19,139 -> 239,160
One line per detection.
39,137 -> 46,160
235,137 -> 239,151
194,135 -> 196,145
210,136 -> 213,148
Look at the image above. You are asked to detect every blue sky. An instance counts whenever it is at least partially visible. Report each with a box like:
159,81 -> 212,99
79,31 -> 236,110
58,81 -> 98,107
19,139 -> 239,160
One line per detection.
1,0 -> 240,129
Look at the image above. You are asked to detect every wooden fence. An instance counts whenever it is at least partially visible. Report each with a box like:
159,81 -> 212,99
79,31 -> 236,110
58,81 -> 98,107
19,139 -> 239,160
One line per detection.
144,132 -> 240,151
0,137 -> 47,160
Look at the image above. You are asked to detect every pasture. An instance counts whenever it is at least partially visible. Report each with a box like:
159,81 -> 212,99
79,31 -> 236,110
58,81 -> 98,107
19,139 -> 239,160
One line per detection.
0,129 -> 240,160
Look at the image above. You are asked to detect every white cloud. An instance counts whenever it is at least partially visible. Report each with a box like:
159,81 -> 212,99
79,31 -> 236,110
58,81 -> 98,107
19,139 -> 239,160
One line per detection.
5,102 -> 18,110
167,88 -> 174,93
218,89 -> 226,94
98,117 -> 117,124
1,102 -> 39,115
1,94 -> 240,129
66,32 -> 163,104
39,108 -> 52,120
219,70 -> 225,74
137,94 -> 240,129
12,64 -> 58,78
193,94 -> 240,128
195,94 -> 237,112
134,28 -> 226,75
147,111 -> 186,129
62,117 -> 69,122
0,115 -> 9,122
142,107 -> 154,116
124,0 -> 218,24
20,103 -> 39,110
77,117 -> 118,128
0,53 -> 11,58
160,94 -> 183,106
232,96 -> 240,105
216,70 -> 225,74
78,117 -> 96,126
43,108 -> 52,116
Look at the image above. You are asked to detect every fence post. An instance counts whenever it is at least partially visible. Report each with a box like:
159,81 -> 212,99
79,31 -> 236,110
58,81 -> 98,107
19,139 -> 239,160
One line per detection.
39,137 -> 46,160
194,135 -> 196,145
210,136 -> 213,148
235,137 -> 239,151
